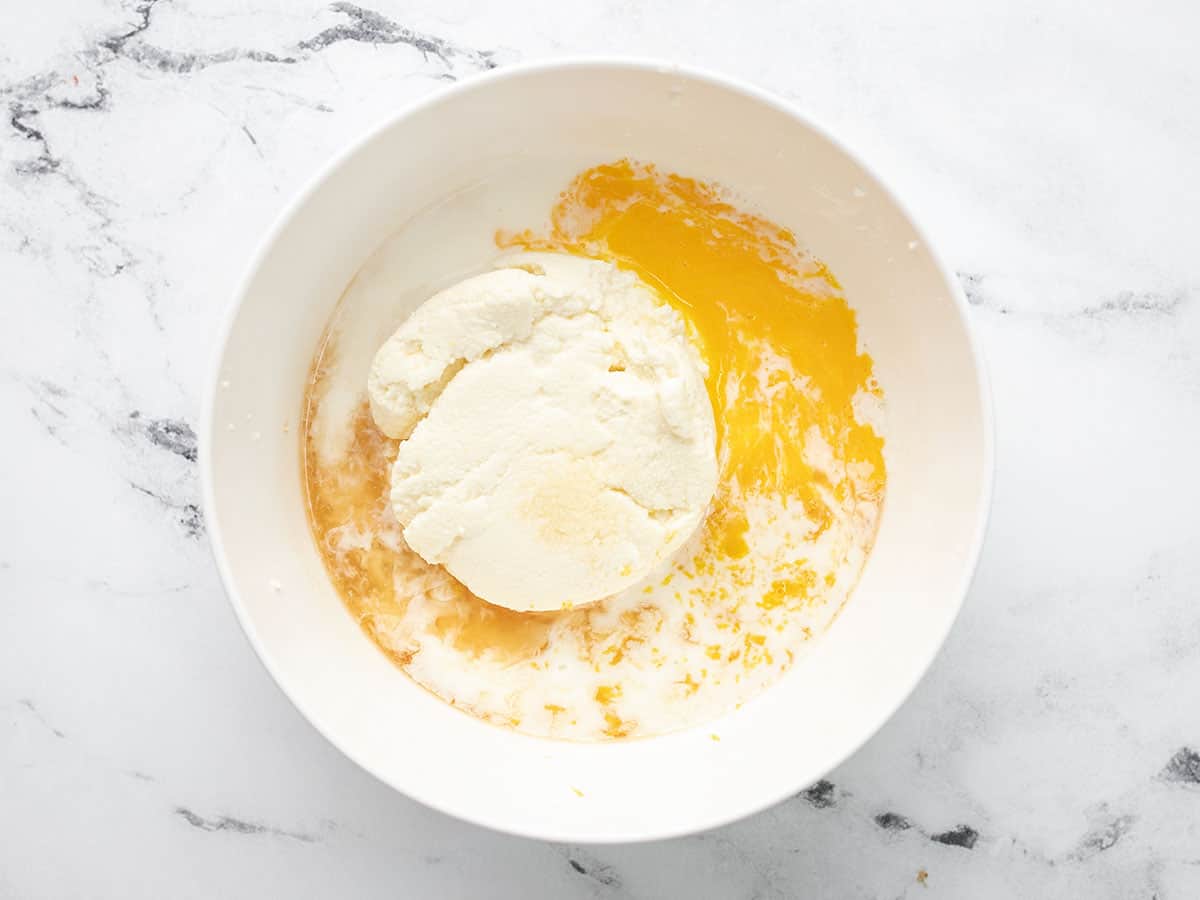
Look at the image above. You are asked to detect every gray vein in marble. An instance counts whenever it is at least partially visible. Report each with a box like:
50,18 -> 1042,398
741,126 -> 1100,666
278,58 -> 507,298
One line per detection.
17,699 -> 66,740
957,270 -> 1191,325
957,271 -> 998,311
23,377 -> 74,446
3,90 -> 135,275
298,1 -> 497,71
930,824 -> 979,850
2,0 -> 495,140
241,124 -> 263,156
128,482 -> 204,539
97,0 -> 292,73
1159,747 -> 1200,785
1078,290 -> 1187,319
99,0 -> 295,74
873,811 -> 913,832
876,797 -> 1139,867
0,7 -> 270,279
872,813 -> 978,851
242,83 -> 334,113
122,44 -> 297,74
174,807 -> 317,843
47,79 -> 110,112
16,374 -> 203,539
28,405 -> 67,444
127,412 -> 198,463
799,776 -> 987,854
1071,811 -> 1136,861
797,778 -> 839,809
9,98 -> 61,176
564,852 -> 622,890
98,0 -> 160,54
1,0 -> 499,288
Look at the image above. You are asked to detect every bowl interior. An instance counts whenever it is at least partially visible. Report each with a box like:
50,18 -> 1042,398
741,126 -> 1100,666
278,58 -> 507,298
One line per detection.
204,61 -> 990,842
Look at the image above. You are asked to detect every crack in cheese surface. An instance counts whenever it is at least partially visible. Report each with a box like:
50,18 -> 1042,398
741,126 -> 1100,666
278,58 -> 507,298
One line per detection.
367,253 -> 719,612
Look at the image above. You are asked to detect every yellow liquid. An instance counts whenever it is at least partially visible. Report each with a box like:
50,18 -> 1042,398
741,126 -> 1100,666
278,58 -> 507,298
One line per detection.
303,396 -> 557,666
499,159 -> 885,566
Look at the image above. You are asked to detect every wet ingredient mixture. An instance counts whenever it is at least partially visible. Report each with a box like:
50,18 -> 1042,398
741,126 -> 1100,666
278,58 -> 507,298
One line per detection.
304,159 -> 886,740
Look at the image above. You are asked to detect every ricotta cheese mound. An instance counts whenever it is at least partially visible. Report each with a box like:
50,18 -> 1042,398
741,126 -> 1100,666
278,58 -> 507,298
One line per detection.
367,252 -> 718,612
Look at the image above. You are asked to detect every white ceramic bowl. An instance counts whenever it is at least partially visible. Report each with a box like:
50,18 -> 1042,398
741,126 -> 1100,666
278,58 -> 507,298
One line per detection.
202,59 -> 992,843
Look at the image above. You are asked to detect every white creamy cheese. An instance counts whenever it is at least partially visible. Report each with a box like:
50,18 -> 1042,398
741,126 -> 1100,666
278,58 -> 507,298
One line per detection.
367,252 -> 718,612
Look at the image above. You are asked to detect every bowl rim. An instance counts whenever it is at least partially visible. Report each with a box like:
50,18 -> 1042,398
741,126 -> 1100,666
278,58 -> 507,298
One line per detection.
200,55 -> 996,843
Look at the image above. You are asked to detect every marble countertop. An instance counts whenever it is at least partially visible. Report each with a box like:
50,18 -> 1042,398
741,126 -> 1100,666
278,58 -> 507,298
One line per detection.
3,1 -> 1198,896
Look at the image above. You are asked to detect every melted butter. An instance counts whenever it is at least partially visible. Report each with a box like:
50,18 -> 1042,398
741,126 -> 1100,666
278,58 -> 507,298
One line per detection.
433,602 -> 555,660
499,159 -> 885,557
304,391 -> 558,664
